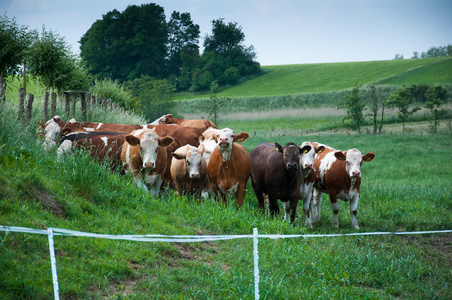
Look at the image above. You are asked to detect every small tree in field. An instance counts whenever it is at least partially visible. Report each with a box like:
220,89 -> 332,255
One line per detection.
206,80 -> 225,127
424,85 -> 448,134
338,86 -> 366,133
386,86 -> 420,134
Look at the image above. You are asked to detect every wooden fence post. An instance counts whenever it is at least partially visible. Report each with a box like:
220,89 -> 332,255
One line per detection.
64,93 -> 70,120
71,94 -> 76,119
81,93 -> 86,121
50,92 -> 57,119
18,88 -> 25,121
44,91 -> 49,121
102,97 -> 107,111
25,93 -> 34,125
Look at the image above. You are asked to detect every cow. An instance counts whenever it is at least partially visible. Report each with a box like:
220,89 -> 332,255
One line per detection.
121,129 -> 174,196
154,114 -> 217,134
250,142 -> 313,224
311,142 -> 375,229
170,144 -> 207,200
207,128 -> 251,206
202,127 -> 221,140
57,131 -> 127,169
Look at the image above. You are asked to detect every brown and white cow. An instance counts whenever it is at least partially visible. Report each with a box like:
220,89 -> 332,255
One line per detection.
154,114 -> 217,134
207,128 -> 251,206
311,142 -> 375,229
250,142 -> 313,224
57,131 -> 127,169
170,144 -> 207,200
121,129 -> 174,196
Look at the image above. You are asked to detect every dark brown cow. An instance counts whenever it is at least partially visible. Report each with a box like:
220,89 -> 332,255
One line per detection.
207,128 -> 251,206
250,142 -> 312,224
155,114 -> 217,134
311,142 -> 375,229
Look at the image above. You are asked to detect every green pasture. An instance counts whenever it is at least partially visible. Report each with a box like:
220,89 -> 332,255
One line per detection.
1,99 -> 451,299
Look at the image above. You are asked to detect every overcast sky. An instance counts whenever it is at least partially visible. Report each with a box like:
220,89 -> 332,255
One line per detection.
2,0 -> 451,66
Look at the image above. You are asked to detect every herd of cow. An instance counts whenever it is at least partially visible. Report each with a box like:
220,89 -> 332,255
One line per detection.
38,114 -> 375,229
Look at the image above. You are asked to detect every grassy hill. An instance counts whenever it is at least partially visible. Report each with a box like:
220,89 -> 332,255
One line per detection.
174,57 -> 452,100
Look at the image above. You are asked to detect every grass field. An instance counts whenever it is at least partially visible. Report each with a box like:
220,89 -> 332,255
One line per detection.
1,58 -> 451,299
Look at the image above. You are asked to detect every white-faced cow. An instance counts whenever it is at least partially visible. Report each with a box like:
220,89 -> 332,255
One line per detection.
121,129 -> 174,196
250,142 -> 313,224
311,142 -> 375,229
207,128 -> 251,206
170,144 -> 207,200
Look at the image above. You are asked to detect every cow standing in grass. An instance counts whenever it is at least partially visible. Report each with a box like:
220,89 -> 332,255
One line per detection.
170,144 -> 207,200
311,142 -> 375,229
121,129 -> 173,196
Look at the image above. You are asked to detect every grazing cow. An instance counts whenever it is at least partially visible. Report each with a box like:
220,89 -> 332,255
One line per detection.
250,142 -> 313,224
170,144 -> 207,200
155,114 -> 217,133
121,129 -> 174,196
207,128 -> 251,206
311,142 -> 375,229
57,132 -> 127,169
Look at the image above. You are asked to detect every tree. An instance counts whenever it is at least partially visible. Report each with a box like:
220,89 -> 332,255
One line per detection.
126,75 -> 174,122
90,78 -> 136,111
338,86 -> 366,133
167,11 -> 200,81
386,86 -> 420,134
0,14 -> 32,101
424,85 -> 449,134
80,4 -> 168,82
205,80 -> 225,126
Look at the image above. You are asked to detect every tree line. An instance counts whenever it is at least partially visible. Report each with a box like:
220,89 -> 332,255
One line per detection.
338,84 -> 450,134
394,44 -> 452,60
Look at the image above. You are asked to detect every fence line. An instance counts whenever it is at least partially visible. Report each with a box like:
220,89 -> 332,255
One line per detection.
1,225 -> 451,300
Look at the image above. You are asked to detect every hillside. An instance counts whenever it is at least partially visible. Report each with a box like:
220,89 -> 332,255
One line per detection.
174,57 -> 452,100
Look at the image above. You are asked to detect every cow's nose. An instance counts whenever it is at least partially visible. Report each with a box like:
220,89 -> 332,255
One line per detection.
219,138 -> 228,145
304,163 -> 312,170
288,163 -> 298,170
190,173 -> 200,179
352,171 -> 360,177
145,162 -> 155,168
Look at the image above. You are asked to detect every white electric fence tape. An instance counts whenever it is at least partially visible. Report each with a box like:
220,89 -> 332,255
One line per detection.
1,225 -> 451,300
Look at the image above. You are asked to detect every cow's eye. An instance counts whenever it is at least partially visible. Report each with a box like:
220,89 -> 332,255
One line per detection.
187,161 -> 191,166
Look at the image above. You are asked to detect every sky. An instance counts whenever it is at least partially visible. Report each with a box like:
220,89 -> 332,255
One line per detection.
2,0 -> 451,66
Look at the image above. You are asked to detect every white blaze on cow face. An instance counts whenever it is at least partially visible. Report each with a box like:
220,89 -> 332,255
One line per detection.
213,128 -> 249,162
299,142 -> 325,177
43,121 -> 61,150
172,144 -> 205,179
138,131 -> 161,169
334,148 -> 376,178
200,138 -> 217,166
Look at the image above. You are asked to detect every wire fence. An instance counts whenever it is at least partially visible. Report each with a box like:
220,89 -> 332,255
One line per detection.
1,225 -> 451,300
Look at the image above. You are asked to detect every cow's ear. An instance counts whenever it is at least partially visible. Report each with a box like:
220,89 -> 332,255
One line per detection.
275,142 -> 283,153
213,134 -> 219,143
334,151 -> 347,161
172,152 -> 186,160
159,136 -> 174,148
198,135 -> 205,144
62,128 -> 72,136
363,152 -> 375,162
235,132 -> 249,142
315,146 -> 325,154
300,145 -> 311,154
197,144 -> 205,155
126,135 -> 140,146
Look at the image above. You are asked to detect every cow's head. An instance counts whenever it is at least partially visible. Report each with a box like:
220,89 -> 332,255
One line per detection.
200,138 -> 217,166
299,142 -> 325,177
172,144 -> 205,179
275,142 -> 303,171
213,128 -> 249,161
334,149 -> 375,178
126,130 -> 173,169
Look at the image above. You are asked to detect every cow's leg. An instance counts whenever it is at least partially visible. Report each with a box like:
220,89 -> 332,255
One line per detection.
350,195 -> 360,230
268,196 -> 280,217
148,174 -> 163,197
289,198 -> 299,224
283,201 -> 291,222
329,193 -> 340,228
235,183 -> 246,207
251,178 -> 265,210
312,189 -> 323,223
303,193 -> 313,228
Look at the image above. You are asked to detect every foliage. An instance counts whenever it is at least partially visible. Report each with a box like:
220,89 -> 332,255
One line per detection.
80,4 -> 168,82
338,86 -> 366,133
204,80 -> 225,126
27,27 -> 71,91
386,86 -> 421,133
412,44 -> 452,59
425,85 -> 449,134
89,78 -> 136,111
126,75 -> 175,122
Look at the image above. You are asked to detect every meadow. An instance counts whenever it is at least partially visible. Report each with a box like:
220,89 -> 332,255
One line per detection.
1,58 -> 451,299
